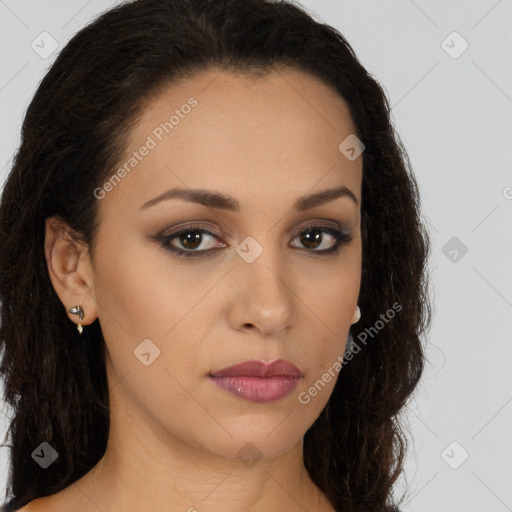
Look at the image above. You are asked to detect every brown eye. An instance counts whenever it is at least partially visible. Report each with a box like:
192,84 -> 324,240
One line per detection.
160,227 -> 226,259
176,230 -> 205,250
291,226 -> 352,254
156,224 -> 352,260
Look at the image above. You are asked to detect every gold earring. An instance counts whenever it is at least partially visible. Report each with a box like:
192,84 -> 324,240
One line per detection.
68,303 -> 84,334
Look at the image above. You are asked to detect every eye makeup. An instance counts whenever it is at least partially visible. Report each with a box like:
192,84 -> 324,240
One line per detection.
152,221 -> 353,260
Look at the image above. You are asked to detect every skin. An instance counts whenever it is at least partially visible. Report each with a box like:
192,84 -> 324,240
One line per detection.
33,67 -> 363,512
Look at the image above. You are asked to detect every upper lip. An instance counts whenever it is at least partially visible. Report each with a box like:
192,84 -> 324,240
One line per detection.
210,358 -> 303,378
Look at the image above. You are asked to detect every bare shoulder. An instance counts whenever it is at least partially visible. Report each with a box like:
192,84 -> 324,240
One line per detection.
14,465 -> 105,512
14,503 -> 36,511
14,496 -> 55,512
14,489 -> 84,512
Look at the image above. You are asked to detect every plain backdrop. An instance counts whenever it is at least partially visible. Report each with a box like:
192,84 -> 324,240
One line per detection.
0,1 -> 511,511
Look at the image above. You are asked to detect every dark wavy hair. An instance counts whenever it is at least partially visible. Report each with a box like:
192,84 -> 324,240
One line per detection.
0,0 -> 432,510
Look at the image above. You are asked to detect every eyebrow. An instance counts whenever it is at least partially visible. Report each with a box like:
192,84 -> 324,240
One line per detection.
140,184 -> 358,212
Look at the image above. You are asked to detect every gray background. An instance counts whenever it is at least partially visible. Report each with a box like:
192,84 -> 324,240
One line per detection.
0,1 -> 511,511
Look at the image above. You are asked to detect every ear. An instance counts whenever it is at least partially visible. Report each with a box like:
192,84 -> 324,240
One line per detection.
44,215 -> 98,329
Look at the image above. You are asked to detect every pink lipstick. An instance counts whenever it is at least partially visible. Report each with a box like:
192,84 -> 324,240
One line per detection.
208,359 -> 302,403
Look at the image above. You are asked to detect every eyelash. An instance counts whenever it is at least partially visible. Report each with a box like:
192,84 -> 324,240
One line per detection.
156,224 -> 353,260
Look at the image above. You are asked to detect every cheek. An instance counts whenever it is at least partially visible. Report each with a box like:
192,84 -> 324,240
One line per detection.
92,227 -> 187,340
91,237 -> 213,430
298,266 -> 360,371
294,285 -> 355,412
91,232 -> 219,378
93,252 -> 165,340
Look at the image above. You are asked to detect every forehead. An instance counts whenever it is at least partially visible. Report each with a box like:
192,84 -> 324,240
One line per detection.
103,67 -> 362,214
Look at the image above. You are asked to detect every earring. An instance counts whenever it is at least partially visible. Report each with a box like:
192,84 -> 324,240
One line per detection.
352,305 -> 361,324
68,303 -> 84,334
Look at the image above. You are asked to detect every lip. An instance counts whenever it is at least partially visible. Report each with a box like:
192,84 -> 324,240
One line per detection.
209,359 -> 303,403
210,359 -> 302,378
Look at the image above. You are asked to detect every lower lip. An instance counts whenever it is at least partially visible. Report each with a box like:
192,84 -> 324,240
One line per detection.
208,375 -> 301,403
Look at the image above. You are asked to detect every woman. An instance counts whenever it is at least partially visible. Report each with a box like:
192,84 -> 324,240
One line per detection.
0,0 -> 431,510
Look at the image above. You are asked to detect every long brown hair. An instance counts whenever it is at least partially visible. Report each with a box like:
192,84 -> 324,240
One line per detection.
0,1 -> 432,510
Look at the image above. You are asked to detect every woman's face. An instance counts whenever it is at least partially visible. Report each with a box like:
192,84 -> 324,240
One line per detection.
88,67 -> 362,462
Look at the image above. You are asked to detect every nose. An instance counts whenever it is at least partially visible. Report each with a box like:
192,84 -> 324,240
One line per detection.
226,237 -> 296,337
